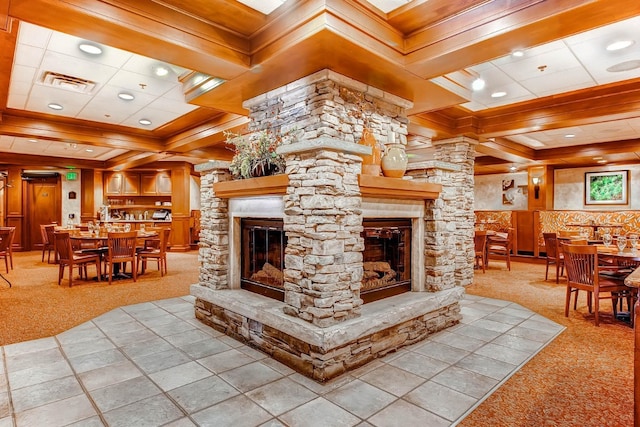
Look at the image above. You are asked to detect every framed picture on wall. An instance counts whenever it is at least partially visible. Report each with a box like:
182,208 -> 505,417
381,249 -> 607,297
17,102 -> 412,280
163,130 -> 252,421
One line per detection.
585,170 -> 629,205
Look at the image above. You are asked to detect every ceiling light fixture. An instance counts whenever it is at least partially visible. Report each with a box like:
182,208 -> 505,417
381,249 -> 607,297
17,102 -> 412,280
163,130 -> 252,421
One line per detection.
509,166 -> 517,172
78,42 -> 103,55
471,77 -> 485,91
28,139 -> 37,143
512,49 -> 525,57
607,60 -> 640,72
606,40 -> 634,51
48,103 -> 63,110
597,159 -> 607,164
491,91 -> 507,98
154,66 -> 169,77
118,92 -> 135,101
564,134 -> 575,138
86,148 -> 94,153
139,118 -> 152,126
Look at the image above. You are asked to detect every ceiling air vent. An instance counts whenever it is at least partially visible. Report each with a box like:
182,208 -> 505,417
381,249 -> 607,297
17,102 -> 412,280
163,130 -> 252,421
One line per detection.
40,71 -> 97,94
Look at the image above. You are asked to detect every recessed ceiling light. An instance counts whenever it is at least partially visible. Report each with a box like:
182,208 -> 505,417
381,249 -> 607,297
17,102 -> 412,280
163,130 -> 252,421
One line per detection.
86,148 -> 94,153
118,92 -> 135,101
154,66 -> 169,77
606,40 -> 634,51
511,50 -> 525,57
48,103 -> 63,110
491,91 -> 507,98
78,42 -> 103,55
597,159 -> 607,164
509,166 -> 517,172
139,118 -> 152,126
607,60 -> 640,72
28,139 -> 37,143
564,134 -> 575,138
471,78 -> 485,91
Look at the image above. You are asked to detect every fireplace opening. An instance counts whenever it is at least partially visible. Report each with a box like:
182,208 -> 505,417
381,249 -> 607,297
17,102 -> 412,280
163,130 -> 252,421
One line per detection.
240,218 -> 412,303
361,218 -> 411,303
241,219 -> 286,301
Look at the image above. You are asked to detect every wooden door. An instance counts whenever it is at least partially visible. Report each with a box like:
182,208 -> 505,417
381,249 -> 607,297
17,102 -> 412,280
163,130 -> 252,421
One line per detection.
27,179 -> 61,250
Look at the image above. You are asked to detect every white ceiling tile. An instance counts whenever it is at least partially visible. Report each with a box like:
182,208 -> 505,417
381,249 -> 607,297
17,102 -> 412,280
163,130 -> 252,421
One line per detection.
47,29 -> 132,68
13,44 -> 45,68
17,22 -> 51,48
147,96 -> 197,115
105,69 -> 177,97
497,45 -> 583,82
10,65 -> 37,84
519,66 -> 594,97
6,93 -> 27,109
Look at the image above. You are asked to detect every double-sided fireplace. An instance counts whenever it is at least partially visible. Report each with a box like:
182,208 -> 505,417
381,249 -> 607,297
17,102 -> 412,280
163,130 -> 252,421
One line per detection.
241,218 -> 411,303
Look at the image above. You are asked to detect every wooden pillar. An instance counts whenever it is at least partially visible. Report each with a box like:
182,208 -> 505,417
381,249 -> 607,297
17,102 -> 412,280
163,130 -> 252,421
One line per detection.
170,163 -> 192,251
5,166 -> 24,251
80,169 -> 102,223
528,165 -> 554,210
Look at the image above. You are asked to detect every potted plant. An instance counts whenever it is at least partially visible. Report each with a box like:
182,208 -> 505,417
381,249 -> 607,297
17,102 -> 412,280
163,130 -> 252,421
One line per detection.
225,129 -> 287,180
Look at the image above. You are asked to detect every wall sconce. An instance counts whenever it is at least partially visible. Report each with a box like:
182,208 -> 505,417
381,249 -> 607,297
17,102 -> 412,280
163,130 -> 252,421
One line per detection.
532,177 -> 541,199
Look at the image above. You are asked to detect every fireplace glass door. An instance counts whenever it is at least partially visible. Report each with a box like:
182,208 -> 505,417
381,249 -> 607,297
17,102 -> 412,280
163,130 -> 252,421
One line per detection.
241,219 -> 286,301
361,219 -> 411,303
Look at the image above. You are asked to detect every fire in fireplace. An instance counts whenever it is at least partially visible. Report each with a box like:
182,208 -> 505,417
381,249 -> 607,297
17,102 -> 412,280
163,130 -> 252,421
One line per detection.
240,218 -> 412,303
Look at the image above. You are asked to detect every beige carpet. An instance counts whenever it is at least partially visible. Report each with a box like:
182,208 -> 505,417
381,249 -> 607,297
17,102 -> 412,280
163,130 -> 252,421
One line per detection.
0,252 -> 633,426
461,260 -> 633,427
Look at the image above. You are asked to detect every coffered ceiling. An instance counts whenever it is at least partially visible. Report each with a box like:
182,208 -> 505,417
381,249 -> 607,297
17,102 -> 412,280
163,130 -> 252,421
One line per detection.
0,0 -> 639,175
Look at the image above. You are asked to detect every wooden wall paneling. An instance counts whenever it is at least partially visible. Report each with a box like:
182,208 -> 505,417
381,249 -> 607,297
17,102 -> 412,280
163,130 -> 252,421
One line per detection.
533,210 -> 541,258
515,210 -> 535,256
169,163 -> 191,251
80,169 -> 101,223
5,167 -> 23,251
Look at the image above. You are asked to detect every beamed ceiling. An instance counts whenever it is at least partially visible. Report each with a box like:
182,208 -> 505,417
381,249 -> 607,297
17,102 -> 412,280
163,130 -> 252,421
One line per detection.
0,0 -> 640,174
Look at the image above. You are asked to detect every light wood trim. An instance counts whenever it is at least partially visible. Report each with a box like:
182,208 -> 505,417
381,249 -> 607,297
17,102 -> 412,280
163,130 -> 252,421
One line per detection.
213,174 -> 289,198
358,175 -> 441,200
213,174 -> 442,200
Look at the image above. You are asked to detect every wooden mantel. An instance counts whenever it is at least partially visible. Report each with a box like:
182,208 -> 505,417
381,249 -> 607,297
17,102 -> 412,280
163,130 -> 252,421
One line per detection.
212,174 -> 442,200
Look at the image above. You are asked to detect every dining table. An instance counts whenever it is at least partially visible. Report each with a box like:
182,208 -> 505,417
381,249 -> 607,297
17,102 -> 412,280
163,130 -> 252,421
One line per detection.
69,230 -> 159,280
596,244 -> 640,324
564,222 -> 624,239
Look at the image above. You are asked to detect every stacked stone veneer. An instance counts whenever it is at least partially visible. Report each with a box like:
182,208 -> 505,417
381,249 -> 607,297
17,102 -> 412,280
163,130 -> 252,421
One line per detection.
407,137 -> 477,290
193,69 -> 475,382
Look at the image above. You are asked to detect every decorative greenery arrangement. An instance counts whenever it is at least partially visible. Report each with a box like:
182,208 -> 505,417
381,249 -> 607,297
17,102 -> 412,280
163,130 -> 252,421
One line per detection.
225,128 -> 296,180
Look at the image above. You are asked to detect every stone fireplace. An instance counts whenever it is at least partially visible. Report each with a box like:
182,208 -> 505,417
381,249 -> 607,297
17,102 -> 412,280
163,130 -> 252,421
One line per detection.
192,70 -> 476,382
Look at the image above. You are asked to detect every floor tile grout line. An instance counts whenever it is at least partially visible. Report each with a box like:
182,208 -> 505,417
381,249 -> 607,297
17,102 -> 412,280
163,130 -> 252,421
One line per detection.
54,330 -> 110,427
1,346 -> 17,427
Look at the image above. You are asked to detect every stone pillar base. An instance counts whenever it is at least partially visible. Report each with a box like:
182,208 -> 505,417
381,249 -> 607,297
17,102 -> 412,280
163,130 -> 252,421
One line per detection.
192,285 -> 463,382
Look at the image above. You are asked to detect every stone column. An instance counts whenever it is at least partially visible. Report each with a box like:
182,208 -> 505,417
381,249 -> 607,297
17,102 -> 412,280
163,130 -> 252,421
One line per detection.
413,137 -> 476,289
277,138 -> 370,327
194,161 -> 232,290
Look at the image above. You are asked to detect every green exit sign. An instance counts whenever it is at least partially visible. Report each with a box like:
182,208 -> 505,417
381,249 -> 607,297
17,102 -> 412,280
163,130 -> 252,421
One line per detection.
66,171 -> 78,181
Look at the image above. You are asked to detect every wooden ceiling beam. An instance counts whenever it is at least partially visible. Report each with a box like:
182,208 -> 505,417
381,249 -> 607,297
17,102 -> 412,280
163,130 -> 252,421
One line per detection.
0,114 -> 164,152
7,0 -> 250,80
477,137 -> 537,164
476,79 -> 640,137
165,113 -> 249,153
405,0 -> 640,79
0,150 -> 104,168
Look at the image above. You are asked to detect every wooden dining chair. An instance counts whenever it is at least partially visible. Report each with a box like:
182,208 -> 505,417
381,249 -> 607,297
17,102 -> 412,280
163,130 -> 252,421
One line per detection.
0,228 -> 11,273
563,243 -> 629,326
137,228 -> 171,276
543,232 -> 563,283
40,223 -> 58,263
54,232 -> 102,287
474,230 -> 487,273
0,227 -> 16,270
105,231 -> 138,285
486,228 -> 514,271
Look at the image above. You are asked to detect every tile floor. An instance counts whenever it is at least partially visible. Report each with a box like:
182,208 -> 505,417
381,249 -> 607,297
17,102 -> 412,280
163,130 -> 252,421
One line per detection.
0,294 -> 564,427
